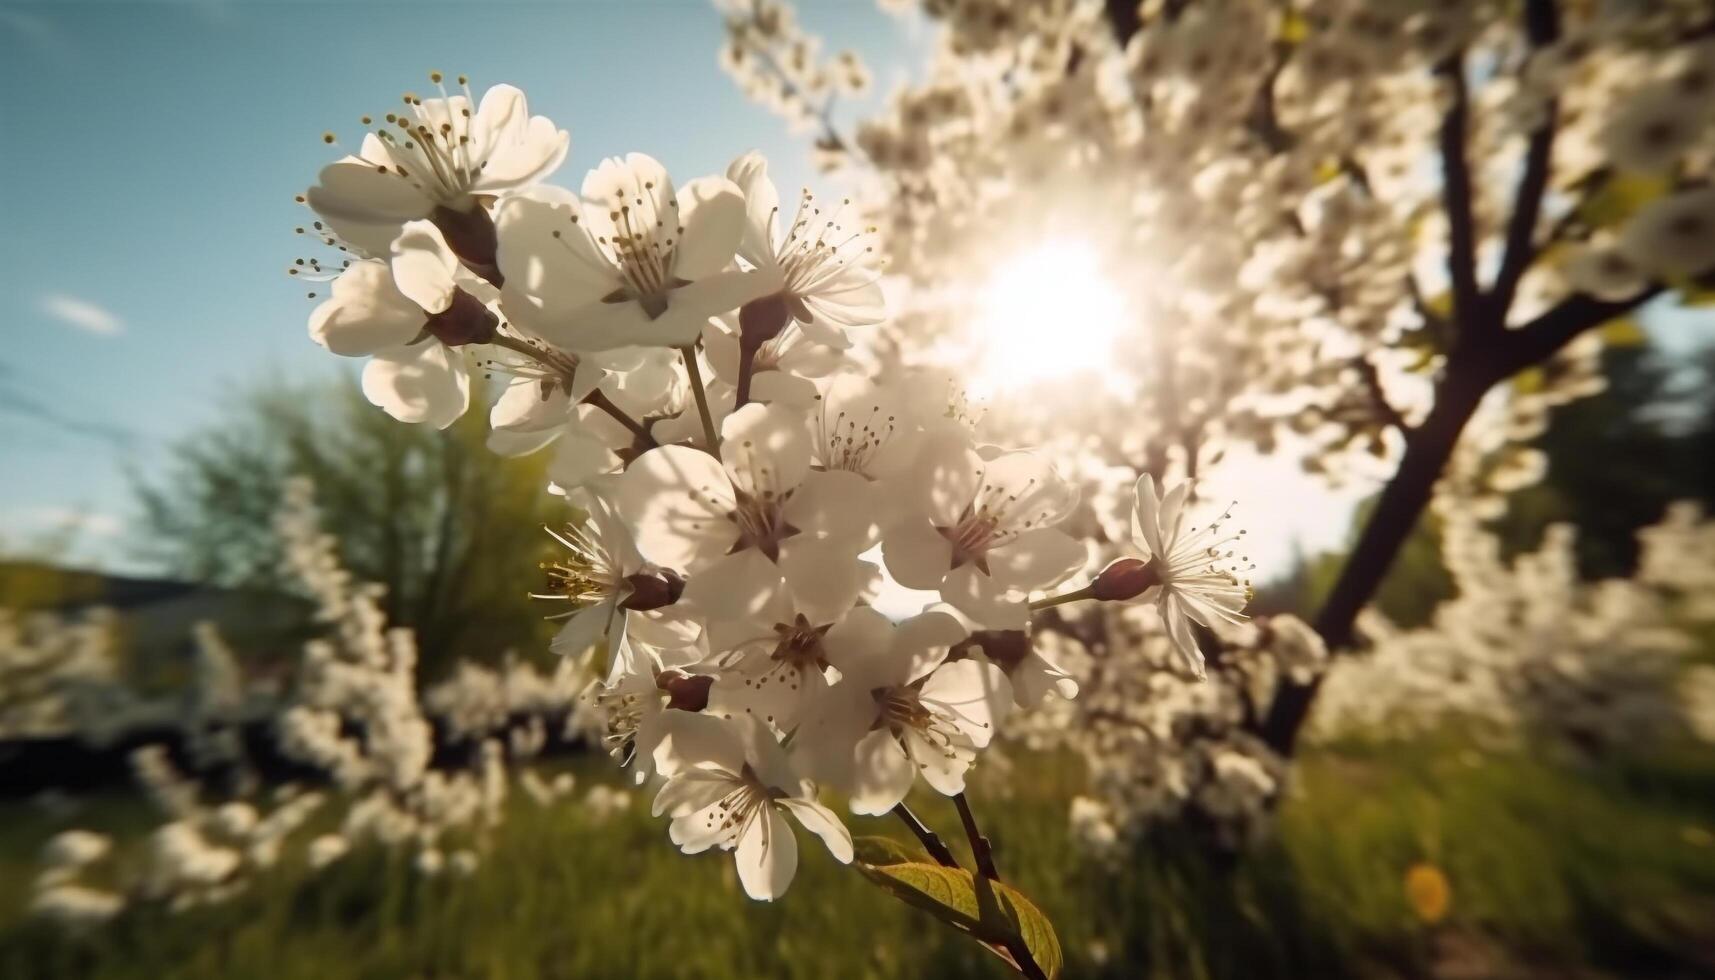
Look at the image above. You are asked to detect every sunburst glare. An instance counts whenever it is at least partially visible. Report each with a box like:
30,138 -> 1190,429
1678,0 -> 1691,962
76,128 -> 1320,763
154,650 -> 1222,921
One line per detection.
969,238 -> 1128,396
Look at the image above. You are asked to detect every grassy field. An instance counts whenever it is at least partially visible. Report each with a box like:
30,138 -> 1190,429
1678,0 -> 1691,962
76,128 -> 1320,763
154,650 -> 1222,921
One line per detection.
2,738 -> 1713,979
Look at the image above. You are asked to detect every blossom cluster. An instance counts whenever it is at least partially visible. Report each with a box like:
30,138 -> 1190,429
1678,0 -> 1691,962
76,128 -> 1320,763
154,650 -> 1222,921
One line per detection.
23,479 -> 622,926
292,74 -> 1251,900
1313,504 -> 1715,755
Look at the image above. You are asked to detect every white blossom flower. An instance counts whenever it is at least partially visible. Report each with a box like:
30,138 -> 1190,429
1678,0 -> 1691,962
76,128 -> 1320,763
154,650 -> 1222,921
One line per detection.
700,573 -> 887,736
726,150 -> 884,348
1122,475 -> 1252,679
496,155 -> 773,351
1620,187 -> 1715,280
537,482 -> 696,664
586,636 -> 711,785
793,607 -> 1011,814
882,429 -> 1083,629
702,313 -> 847,407
306,80 -> 568,256
1600,82 -> 1706,175
1563,241 -> 1647,301
616,403 -> 878,621
651,712 -> 852,901
308,220 -> 497,427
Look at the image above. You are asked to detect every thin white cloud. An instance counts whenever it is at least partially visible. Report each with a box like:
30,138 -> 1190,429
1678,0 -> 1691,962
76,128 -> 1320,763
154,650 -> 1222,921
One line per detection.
17,507 -> 125,540
39,293 -> 124,336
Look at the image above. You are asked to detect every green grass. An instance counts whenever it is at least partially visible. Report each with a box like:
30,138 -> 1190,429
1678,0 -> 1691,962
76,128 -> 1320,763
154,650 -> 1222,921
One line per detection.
2,738 -> 1713,979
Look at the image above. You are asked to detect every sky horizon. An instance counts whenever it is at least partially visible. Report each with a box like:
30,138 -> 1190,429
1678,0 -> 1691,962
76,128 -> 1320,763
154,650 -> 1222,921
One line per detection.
2,0 -> 1710,584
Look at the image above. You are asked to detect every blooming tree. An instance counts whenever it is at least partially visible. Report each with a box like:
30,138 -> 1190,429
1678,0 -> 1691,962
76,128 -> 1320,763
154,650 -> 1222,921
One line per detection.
717,0 -> 1715,770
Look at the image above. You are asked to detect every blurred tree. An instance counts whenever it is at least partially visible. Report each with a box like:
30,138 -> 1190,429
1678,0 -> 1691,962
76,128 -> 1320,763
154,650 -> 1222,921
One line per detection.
132,373 -> 563,678
1260,337 -> 1715,627
1496,339 -> 1714,578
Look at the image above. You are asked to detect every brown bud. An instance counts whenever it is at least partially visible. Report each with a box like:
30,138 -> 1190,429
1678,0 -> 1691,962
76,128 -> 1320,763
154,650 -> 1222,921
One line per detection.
430,203 -> 503,287
656,670 -> 713,712
1090,557 -> 1161,602
738,291 -> 791,349
423,287 -> 498,346
969,629 -> 1032,672
620,569 -> 685,611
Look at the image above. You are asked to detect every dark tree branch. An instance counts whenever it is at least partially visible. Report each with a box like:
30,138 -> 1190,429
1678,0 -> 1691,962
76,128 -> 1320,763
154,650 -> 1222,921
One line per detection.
892,803 -> 960,869
954,792 -> 1001,881
1354,356 -> 1409,434
1497,285 -> 1665,375
1436,51 -> 1483,332
1262,284 -> 1662,754
1489,0 -> 1563,323
1102,0 -> 1143,44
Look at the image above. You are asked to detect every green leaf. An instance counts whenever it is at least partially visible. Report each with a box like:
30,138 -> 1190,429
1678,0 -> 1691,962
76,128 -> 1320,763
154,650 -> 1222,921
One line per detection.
853,856 -> 1064,978
1578,172 -> 1669,230
1600,316 -> 1646,348
851,835 -> 929,867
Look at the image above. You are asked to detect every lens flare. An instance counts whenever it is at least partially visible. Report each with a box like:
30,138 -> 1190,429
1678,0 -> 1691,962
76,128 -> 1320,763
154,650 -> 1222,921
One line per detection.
969,239 -> 1128,396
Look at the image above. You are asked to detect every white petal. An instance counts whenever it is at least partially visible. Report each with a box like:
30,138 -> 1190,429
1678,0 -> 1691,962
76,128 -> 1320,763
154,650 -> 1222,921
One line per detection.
682,549 -> 782,623
848,730 -> 915,816
1130,473 -> 1164,558
495,188 -> 618,322
306,152 -> 433,226
308,260 -> 424,356
360,343 -> 469,428
490,375 -> 570,432
726,150 -> 782,271
1162,597 -> 1207,679
548,599 -> 618,661
987,528 -> 1086,591
919,659 -> 1011,748
783,468 -> 878,551
616,445 -> 740,573
720,403 -> 812,498
942,564 -> 1027,630
653,767 -> 734,819
881,517 -> 954,591
777,540 -> 873,625
674,176 -> 747,280
916,429 -> 983,527
905,727 -> 971,797
389,220 -> 461,314
736,805 -> 798,901
779,799 -> 852,864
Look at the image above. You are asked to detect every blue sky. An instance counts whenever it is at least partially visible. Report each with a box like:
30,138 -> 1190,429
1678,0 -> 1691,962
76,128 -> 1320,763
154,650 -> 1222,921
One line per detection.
0,0 -> 914,566
1,1 -> 1708,577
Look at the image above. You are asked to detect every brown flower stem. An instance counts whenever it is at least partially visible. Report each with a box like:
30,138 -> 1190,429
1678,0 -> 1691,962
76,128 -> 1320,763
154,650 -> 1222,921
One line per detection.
891,803 -> 959,869
679,345 -> 722,461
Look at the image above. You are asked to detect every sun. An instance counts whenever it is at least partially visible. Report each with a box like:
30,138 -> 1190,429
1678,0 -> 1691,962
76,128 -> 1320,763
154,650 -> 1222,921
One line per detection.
968,238 -> 1129,396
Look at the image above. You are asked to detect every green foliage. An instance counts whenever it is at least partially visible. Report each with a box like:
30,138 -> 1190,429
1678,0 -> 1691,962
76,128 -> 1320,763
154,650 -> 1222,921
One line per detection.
130,372 -> 565,677
852,838 -> 1063,978
3,740 -> 1712,979
1495,343 -> 1715,578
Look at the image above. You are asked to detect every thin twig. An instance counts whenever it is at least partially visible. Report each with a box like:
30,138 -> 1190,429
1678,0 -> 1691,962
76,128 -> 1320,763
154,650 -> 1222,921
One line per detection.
584,390 -> 657,448
487,331 -> 657,448
1353,355 -> 1409,434
679,345 -> 722,460
952,793 -> 999,881
891,803 -> 959,869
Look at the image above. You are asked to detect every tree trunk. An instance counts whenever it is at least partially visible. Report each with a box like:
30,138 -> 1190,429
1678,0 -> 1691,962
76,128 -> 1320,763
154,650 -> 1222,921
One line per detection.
1259,358 -> 1494,753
